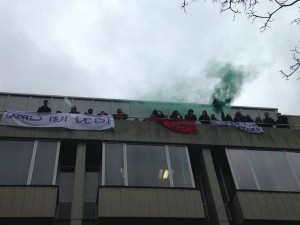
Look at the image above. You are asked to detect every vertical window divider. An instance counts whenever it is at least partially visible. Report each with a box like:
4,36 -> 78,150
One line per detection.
27,140 -> 38,185
165,145 -> 174,187
284,151 -> 300,191
185,146 -> 195,188
101,143 -> 106,186
245,150 -> 261,190
123,143 -> 128,186
52,141 -> 60,185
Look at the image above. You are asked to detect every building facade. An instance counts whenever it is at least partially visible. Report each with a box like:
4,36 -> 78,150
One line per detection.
0,92 -> 300,225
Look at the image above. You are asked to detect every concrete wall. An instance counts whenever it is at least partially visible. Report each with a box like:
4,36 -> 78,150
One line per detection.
98,187 -> 205,219
1,120 -> 300,150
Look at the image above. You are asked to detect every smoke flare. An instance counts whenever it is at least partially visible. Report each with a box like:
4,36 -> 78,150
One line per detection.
210,63 -> 248,113
64,97 -> 72,107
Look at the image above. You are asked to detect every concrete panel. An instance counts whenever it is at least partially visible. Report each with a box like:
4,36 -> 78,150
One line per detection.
230,191 -> 300,222
98,187 -> 205,219
0,186 -> 58,218
71,143 -> 86,222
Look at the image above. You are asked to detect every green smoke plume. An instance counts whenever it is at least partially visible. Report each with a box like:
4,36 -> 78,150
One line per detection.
210,63 -> 248,113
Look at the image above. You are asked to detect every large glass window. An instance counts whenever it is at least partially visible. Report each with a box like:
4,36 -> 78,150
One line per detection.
226,149 -> 300,192
103,143 -> 194,188
127,145 -> 169,187
0,140 -> 60,185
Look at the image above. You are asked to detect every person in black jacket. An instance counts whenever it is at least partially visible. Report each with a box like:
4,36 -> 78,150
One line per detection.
150,109 -> 166,119
221,111 -> 233,122
276,113 -> 290,128
199,110 -> 210,124
37,100 -> 51,113
170,110 -> 183,120
262,112 -> 276,127
69,106 -> 80,114
184,109 -> 197,121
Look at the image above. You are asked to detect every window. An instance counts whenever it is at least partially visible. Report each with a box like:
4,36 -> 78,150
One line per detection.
0,140 -> 60,185
226,149 -> 300,192
102,143 -> 195,188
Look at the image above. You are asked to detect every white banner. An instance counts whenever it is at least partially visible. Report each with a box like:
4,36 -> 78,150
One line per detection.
1,111 -> 115,131
210,120 -> 264,133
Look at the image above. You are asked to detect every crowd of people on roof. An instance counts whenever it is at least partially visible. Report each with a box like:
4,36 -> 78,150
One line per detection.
37,100 -> 128,120
37,99 -> 290,128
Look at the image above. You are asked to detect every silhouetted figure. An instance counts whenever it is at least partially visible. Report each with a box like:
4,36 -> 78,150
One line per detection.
97,111 -> 108,116
245,114 -> 254,123
234,111 -> 246,122
37,100 -> 51,113
276,113 -> 290,128
262,112 -> 276,127
210,114 -> 218,121
221,111 -> 233,122
113,108 -> 128,120
85,108 -> 93,115
255,117 -> 263,126
69,106 -> 80,114
185,109 -> 197,121
199,110 -> 210,124
150,109 -> 166,119
170,110 -> 183,120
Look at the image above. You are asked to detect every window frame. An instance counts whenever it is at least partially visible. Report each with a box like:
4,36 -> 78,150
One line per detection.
102,142 -> 195,188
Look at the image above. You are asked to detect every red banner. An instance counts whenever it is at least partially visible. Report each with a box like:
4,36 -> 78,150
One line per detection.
146,118 -> 197,134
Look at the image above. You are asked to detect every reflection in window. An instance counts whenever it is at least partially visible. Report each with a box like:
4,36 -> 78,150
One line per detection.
103,143 -> 194,188
226,149 -> 300,192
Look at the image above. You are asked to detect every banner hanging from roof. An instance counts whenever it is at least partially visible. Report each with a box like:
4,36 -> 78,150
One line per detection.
1,111 -> 115,131
146,118 -> 197,134
210,120 -> 263,133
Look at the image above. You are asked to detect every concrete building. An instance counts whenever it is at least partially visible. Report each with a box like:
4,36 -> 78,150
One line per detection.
0,92 -> 300,225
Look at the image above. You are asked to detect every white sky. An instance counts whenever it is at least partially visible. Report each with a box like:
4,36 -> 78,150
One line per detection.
0,0 -> 299,115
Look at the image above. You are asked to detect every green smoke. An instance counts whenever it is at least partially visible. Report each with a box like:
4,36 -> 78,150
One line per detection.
210,63 -> 248,113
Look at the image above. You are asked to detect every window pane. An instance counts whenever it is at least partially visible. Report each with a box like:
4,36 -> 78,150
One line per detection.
31,141 -> 58,185
169,146 -> 193,188
287,152 -> 300,184
226,149 -> 257,190
127,145 -> 169,187
59,172 -> 74,202
104,143 -> 124,185
249,150 -> 298,191
84,172 -> 99,202
0,140 -> 34,185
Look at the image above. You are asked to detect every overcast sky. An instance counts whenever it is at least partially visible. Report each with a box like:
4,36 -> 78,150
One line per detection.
0,0 -> 299,115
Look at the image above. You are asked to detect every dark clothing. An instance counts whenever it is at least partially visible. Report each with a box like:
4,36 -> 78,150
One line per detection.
170,114 -> 183,120
37,105 -> 51,113
234,116 -> 246,122
199,115 -> 210,124
245,118 -> 254,123
262,117 -> 276,127
150,111 -> 166,119
276,115 -> 290,128
221,112 -> 233,122
113,112 -> 128,120
185,114 -> 197,121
